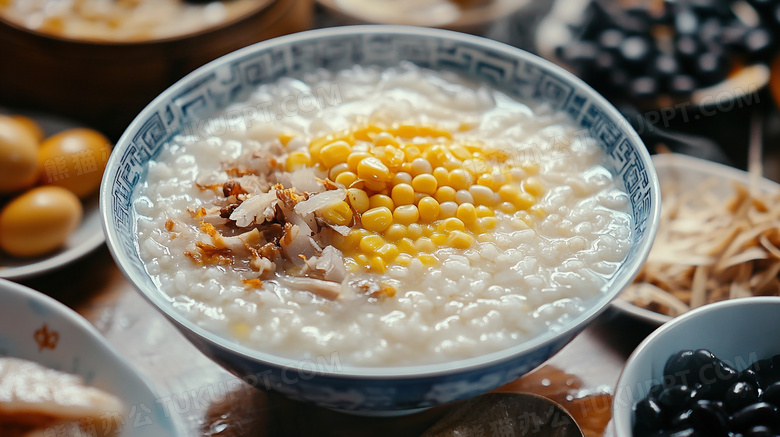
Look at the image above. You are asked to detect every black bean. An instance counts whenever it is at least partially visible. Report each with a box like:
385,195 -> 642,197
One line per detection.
762,382 -> 780,407
689,400 -> 730,437
660,428 -> 697,437
665,350 -> 697,387
669,75 -> 697,96
658,385 -> 696,412
598,28 -> 625,54
634,398 -> 665,432
629,77 -> 658,99
731,402 -> 779,431
675,8 -> 699,35
619,36 -> 652,65
739,368 -> 762,389
744,425 -> 774,437
726,381 -> 761,413
655,54 -> 680,77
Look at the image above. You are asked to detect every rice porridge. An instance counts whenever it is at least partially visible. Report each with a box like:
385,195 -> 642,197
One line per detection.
134,63 -> 632,367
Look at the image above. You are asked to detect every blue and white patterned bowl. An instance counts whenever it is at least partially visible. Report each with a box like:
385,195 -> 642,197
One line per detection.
0,279 -> 180,435
100,26 -> 660,413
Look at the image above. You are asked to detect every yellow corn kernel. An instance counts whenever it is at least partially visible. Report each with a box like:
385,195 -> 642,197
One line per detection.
432,167 -> 449,186
368,255 -> 387,273
512,192 -> 535,210
376,243 -> 400,261
415,237 -> 436,253
418,197 -> 441,222
369,194 -> 394,210
357,157 -> 391,183
403,145 -> 422,161
308,136 -> 331,160
344,257 -> 360,273
415,192 -> 431,205
391,183 -> 415,206
410,157 -> 433,176
456,203 -> 478,226
476,173 -> 495,188
359,234 -> 385,252
320,141 -> 352,168
286,151 -> 311,171
397,238 -> 417,255
392,172 -> 413,186
417,253 -> 439,266
361,206 -> 393,232
522,161 -> 541,175
447,230 -> 474,249
353,125 -> 383,141
421,126 -> 452,139
374,138 -> 400,150
363,179 -> 387,192
407,223 -> 424,240
232,323 -> 250,340
462,158 -> 488,175
347,152 -> 372,172
378,146 -> 405,169
522,176 -> 545,197
447,169 -> 472,190
335,171 -> 358,188
426,147 -> 449,168
395,253 -> 413,266
346,188 -> 370,213
354,253 -> 369,267
393,205 -> 420,225
499,201 -> 516,214
450,145 -> 472,161
329,163 -> 350,180
341,228 -> 370,248
438,217 -> 466,233
319,201 -> 353,226
439,201 -> 458,219
476,205 -> 494,218
498,185 -> 521,202
412,174 -> 438,195
479,216 -> 498,230
430,232 -> 447,246
393,124 -> 421,138
384,224 -> 407,241
434,186 -> 456,203
469,185 -> 495,206
278,133 -> 296,146
443,160 -> 462,171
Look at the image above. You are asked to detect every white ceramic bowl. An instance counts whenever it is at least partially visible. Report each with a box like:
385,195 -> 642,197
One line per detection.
612,153 -> 780,325
101,25 -> 660,413
0,279 -> 180,436
613,296 -> 780,435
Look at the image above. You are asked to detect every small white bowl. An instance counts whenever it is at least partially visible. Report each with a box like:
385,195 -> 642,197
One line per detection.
0,279 -> 180,436
613,296 -> 780,435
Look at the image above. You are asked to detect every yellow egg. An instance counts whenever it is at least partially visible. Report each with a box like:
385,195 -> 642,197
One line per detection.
38,128 -> 112,197
0,186 -> 83,257
0,115 -> 40,194
10,115 -> 45,143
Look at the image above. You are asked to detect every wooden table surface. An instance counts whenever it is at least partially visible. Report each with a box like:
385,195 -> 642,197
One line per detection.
17,244 -> 658,437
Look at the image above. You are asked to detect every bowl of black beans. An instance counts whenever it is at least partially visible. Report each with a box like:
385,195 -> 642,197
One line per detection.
613,297 -> 780,437
542,0 -> 774,104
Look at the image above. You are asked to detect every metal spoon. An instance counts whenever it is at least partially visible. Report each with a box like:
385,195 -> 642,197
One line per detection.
421,392 -> 584,437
